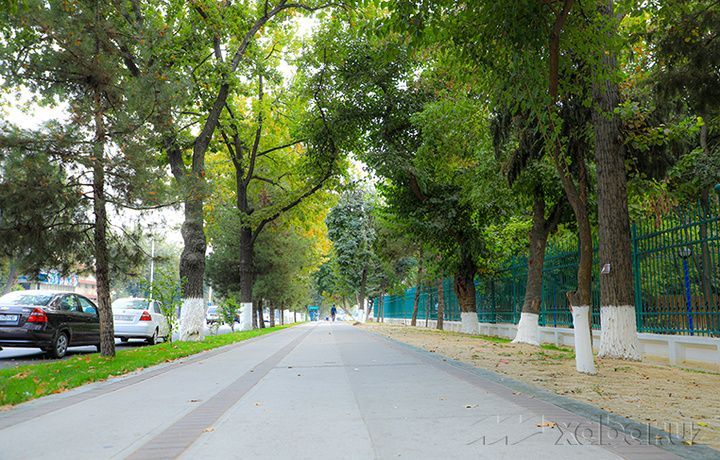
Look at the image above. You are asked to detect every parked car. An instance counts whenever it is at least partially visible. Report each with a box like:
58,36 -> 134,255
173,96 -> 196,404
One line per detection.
0,290 -> 101,359
112,297 -> 169,345
206,306 -> 220,325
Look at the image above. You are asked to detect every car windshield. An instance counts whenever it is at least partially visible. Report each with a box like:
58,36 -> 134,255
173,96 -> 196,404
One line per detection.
0,291 -> 54,306
112,298 -> 150,310
207,307 -> 217,314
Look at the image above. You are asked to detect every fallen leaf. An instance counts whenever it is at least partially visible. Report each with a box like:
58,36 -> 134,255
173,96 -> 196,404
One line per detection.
464,404 -> 478,409
254,402 -> 263,406
697,422 -> 707,427
537,422 -> 556,428
501,360 -> 509,364
513,392 -> 522,395
203,428 -> 215,432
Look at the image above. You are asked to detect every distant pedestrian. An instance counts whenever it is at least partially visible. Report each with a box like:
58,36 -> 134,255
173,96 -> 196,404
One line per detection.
331,306 -> 337,321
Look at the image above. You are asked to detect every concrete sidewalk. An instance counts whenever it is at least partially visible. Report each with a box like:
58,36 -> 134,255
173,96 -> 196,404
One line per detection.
0,322 -> 714,459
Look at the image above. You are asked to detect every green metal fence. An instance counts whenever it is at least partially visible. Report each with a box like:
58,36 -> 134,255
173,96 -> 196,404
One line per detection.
376,200 -> 720,337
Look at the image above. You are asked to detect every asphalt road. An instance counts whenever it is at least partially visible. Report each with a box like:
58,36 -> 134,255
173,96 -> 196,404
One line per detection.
0,323 -> 239,369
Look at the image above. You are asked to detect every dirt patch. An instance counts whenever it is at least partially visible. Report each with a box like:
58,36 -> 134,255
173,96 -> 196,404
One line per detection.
358,322 -> 720,450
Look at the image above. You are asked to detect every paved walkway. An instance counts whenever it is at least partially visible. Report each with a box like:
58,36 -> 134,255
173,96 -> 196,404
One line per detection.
0,322 -> 715,459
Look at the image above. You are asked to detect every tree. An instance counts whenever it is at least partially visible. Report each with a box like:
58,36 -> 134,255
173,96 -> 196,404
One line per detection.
592,0 -> 640,360
326,188 -> 378,321
646,1 -> 720,312
0,146 -> 90,278
206,195 -> 326,328
253,225 -> 315,326
650,0 -> 720,206
218,67 -> 345,330
217,297 -> 242,332
142,267 -> 182,342
372,218 -> 418,323
91,0 -> 344,341
0,0 -> 169,356
306,13 -> 518,333
492,115 -> 566,346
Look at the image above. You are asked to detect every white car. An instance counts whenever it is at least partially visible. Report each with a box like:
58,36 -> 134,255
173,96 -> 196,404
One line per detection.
112,297 -> 169,345
206,306 -> 220,324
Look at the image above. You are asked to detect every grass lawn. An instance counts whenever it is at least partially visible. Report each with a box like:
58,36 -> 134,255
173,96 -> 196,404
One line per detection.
0,325 -> 290,408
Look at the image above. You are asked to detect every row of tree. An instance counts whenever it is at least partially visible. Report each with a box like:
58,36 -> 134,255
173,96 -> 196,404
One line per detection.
2,1 -> 719,373
0,0 -> 348,356
308,0 -> 720,374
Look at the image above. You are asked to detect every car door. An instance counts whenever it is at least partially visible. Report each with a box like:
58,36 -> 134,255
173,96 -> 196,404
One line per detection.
57,294 -> 84,345
77,295 -> 101,345
146,301 -> 166,339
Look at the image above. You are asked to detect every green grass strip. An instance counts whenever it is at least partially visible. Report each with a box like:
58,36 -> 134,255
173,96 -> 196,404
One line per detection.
0,325 -> 291,407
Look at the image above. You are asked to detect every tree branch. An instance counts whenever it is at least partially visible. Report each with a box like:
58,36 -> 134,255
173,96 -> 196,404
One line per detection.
259,139 -> 305,157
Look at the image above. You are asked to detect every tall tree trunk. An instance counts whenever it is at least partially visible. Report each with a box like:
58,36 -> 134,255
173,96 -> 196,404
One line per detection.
436,278 -> 444,331
256,299 -> 265,329
425,291 -> 430,327
513,187 -> 563,346
411,258 -> 423,326
568,194 -> 596,373
3,265 -> 17,295
454,250 -> 479,335
237,162 -> 255,329
359,266 -> 369,321
93,93 -> 114,357
545,0 -> 595,372
554,142 -> 595,373
165,125 -> 208,343
378,294 -> 384,323
177,196 -> 207,342
269,301 -> 275,327
593,0 -> 640,360
339,296 -> 354,319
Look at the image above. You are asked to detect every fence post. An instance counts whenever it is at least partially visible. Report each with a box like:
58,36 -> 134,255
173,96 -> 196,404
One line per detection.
632,222 -> 643,332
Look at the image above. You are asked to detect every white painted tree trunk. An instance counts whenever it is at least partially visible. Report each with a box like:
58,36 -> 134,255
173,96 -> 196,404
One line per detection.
240,302 -> 253,331
179,297 -> 206,342
571,305 -> 596,374
599,305 -> 641,360
461,312 -> 479,335
362,299 -> 370,322
512,312 -> 540,346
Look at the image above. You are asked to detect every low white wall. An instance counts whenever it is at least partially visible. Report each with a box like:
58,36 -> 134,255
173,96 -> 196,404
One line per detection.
381,318 -> 720,371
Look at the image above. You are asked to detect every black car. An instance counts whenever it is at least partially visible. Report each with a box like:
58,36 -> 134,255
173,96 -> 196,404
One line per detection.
0,290 -> 101,358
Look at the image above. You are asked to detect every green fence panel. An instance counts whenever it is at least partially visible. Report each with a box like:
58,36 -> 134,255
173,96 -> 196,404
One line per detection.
373,200 -> 720,337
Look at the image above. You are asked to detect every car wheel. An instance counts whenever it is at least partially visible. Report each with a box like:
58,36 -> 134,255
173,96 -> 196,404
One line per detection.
96,343 -> 102,352
49,332 -> 69,359
147,328 -> 158,345
120,337 -> 129,343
